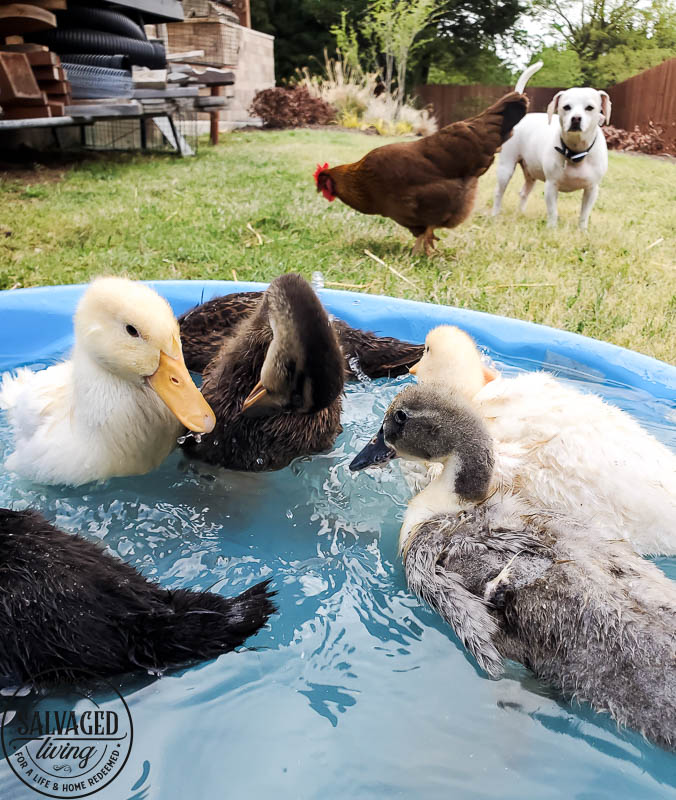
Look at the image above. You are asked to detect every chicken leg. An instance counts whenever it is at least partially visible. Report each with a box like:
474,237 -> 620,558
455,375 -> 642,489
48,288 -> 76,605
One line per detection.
412,227 -> 439,257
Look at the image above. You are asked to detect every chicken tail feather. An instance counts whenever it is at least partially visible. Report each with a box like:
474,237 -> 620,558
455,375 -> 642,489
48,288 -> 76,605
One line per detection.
500,98 -> 530,140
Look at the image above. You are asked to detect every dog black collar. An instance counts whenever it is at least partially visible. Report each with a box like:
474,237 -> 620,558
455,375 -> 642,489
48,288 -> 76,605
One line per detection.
555,135 -> 597,162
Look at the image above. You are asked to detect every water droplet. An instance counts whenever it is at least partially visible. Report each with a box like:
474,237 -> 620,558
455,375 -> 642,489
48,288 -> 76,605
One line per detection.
348,355 -> 371,384
194,433 -> 203,443
176,435 -> 187,445
256,457 -> 264,465
147,668 -> 164,677
286,509 -> 293,519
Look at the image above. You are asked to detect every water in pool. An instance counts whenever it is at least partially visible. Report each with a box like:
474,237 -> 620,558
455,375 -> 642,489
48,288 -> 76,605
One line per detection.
0,349 -> 674,800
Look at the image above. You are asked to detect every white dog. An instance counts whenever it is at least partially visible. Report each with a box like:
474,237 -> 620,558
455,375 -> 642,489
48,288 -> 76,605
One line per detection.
492,87 -> 612,230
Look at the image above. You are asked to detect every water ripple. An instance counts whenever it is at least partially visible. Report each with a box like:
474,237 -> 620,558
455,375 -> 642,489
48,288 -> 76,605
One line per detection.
0,354 -> 674,799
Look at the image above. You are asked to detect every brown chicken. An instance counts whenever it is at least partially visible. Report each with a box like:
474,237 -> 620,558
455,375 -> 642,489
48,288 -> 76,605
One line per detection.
314,62 -> 543,256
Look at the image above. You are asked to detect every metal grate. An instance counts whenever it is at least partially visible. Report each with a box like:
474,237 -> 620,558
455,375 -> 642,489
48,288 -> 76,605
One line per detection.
82,109 -> 199,154
62,63 -> 134,99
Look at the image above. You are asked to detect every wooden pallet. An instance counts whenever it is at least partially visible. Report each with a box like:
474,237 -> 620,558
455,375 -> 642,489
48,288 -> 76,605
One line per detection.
0,0 -> 65,8
0,48 -> 69,118
32,53 -> 70,111
0,4 -> 56,35
0,50 -> 41,99
0,0 -> 61,120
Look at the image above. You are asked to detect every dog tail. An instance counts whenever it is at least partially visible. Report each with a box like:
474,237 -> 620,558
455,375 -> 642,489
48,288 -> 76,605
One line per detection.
515,61 -> 543,94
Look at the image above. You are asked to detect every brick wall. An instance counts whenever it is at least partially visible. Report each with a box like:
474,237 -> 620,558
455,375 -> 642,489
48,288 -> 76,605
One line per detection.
221,25 -> 274,124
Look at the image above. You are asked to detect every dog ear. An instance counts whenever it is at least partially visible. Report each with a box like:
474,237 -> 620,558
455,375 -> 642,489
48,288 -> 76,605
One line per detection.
547,91 -> 563,125
598,90 -> 612,126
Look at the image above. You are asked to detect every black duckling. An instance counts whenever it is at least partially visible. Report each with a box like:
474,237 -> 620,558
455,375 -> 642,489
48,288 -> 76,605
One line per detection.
181,273 -> 422,472
178,280 -> 424,378
0,508 -> 276,683
351,385 -> 676,752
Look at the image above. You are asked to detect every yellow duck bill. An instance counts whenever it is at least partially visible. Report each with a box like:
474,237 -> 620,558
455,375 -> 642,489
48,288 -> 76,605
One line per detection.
148,351 -> 216,433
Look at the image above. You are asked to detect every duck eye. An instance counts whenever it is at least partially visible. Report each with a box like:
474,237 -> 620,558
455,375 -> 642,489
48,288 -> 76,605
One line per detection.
394,409 -> 408,425
125,324 -> 140,338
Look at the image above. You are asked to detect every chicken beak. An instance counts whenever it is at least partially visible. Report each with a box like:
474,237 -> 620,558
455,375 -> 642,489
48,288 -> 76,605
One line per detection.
242,380 -> 269,413
409,361 -> 419,376
148,350 -> 216,433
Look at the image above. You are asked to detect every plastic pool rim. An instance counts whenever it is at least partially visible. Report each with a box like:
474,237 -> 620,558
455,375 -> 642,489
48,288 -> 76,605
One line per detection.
0,280 -> 674,401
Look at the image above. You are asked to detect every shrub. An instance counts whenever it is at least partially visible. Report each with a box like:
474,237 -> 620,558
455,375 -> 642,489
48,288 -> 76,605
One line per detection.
604,123 -> 673,156
296,55 -> 438,137
249,86 -> 335,129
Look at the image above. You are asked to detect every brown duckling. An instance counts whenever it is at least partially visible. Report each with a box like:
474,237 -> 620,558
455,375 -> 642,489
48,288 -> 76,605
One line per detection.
178,283 -> 424,378
181,274 -> 423,471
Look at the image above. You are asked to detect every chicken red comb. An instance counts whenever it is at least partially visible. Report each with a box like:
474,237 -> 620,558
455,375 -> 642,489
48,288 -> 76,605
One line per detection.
313,162 -> 329,184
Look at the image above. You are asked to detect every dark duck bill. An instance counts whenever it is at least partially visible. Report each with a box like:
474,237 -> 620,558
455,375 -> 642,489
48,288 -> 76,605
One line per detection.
350,426 -> 397,471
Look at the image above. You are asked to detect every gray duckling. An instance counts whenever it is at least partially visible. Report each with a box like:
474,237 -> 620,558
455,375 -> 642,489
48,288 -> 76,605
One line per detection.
350,383 -> 676,752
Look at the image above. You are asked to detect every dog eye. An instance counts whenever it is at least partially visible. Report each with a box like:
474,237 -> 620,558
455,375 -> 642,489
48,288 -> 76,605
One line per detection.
394,410 -> 408,425
563,104 -> 571,111
585,105 -> 594,111
125,325 -> 140,338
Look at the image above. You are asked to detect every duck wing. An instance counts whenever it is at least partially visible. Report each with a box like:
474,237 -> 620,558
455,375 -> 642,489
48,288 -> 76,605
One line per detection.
404,513 -> 503,677
179,292 -> 260,372
404,508 -> 548,678
0,364 -> 74,481
332,319 -> 423,379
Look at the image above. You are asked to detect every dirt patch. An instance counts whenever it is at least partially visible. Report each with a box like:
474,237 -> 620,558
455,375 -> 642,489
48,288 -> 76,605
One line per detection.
0,150 -> 137,185
0,162 -> 70,185
232,124 -> 383,136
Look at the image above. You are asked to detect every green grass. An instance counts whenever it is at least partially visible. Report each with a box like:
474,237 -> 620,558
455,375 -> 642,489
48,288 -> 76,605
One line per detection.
1,129 -> 675,363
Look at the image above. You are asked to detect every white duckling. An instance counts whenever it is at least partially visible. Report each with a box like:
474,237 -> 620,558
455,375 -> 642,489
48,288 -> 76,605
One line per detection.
408,325 -> 676,556
0,277 -> 215,485
350,385 -> 676,752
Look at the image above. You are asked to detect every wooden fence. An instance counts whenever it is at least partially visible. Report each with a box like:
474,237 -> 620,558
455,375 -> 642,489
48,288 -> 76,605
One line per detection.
606,57 -> 676,141
414,85 -> 565,128
416,58 -> 676,143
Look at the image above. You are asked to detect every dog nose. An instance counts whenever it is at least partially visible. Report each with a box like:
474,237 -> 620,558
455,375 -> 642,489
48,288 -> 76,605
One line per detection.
571,116 -> 581,125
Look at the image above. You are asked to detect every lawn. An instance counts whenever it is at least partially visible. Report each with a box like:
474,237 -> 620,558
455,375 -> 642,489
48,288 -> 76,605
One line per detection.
0,128 -> 674,363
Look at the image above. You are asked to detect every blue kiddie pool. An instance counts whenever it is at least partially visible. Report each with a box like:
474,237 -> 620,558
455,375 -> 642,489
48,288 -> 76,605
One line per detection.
0,281 -> 675,800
